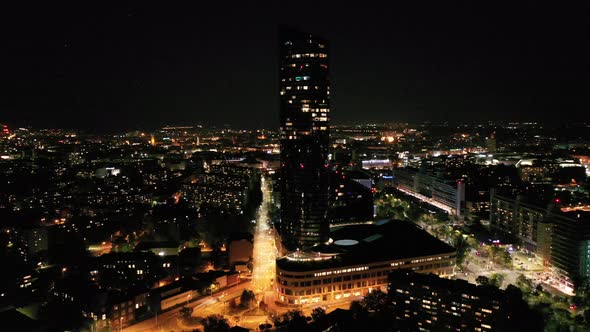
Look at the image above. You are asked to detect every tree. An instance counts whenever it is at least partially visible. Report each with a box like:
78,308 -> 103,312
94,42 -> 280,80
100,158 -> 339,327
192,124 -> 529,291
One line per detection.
476,275 -> 490,286
489,273 -> 506,288
504,284 -> 523,300
486,245 -> 503,267
375,195 -> 411,220
362,289 -> 389,312
273,309 -> 308,332
349,300 -> 368,320
433,225 -> 453,243
180,306 -> 192,320
498,250 -> 513,269
516,274 -> 533,294
436,212 -> 450,223
240,289 -> 256,308
202,314 -> 230,332
452,233 -> 470,266
311,307 -> 326,322
584,308 -> 590,326
418,213 -> 437,225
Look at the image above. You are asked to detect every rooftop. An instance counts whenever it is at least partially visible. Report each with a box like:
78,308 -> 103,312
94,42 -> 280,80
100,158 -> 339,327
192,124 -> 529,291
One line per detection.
388,269 -> 506,298
277,220 -> 455,272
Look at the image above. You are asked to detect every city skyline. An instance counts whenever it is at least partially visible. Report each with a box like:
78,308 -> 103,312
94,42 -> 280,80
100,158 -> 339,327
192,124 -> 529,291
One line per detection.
1,3 -> 590,331
2,110 -> 590,330
2,2 -> 588,132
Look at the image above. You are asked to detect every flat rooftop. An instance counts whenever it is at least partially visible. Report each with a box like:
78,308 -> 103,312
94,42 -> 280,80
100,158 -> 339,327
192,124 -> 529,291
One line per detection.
277,220 -> 455,272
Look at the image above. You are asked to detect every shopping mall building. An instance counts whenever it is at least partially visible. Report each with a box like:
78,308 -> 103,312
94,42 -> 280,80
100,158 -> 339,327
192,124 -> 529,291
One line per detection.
275,220 -> 456,305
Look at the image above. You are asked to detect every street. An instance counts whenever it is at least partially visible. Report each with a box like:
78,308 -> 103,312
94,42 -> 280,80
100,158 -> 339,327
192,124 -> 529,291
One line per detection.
251,176 -> 278,295
122,281 -> 252,332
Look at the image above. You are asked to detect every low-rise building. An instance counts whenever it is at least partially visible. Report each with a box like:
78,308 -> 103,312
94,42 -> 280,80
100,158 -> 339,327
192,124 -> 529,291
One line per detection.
228,232 -> 254,269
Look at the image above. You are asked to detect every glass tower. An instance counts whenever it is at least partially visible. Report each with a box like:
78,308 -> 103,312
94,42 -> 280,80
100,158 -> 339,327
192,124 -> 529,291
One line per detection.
279,27 -> 330,251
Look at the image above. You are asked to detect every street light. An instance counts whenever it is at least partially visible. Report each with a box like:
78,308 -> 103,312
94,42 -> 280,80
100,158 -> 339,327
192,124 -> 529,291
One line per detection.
209,283 -> 216,296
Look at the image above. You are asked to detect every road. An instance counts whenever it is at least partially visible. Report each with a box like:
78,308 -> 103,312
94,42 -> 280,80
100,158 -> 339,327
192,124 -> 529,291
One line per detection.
251,176 -> 278,296
191,177 -> 278,330
122,282 -> 252,332
122,299 -> 189,332
124,176 -> 329,332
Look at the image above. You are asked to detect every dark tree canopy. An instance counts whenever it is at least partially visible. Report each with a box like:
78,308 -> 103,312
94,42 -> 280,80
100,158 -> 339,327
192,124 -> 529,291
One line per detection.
202,314 -> 231,332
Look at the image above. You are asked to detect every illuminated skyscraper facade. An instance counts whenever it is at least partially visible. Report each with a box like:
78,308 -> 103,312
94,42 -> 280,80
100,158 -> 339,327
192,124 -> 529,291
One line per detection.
279,27 -> 330,250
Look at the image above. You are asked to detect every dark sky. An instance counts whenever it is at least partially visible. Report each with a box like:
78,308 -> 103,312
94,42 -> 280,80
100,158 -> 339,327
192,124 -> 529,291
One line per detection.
1,2 -> 588,131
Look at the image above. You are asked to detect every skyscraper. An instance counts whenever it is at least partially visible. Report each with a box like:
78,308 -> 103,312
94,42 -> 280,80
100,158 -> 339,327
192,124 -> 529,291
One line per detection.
279,27 -> 330,251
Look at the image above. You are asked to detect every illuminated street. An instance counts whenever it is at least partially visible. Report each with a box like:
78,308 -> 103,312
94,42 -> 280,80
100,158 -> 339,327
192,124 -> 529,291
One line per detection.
122,282 -> 251,332
122,176 -> 278,332
252,176 -> 278,295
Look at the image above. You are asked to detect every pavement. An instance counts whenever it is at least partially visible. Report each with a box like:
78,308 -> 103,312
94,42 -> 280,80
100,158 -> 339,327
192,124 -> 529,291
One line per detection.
453,245 -> 578,298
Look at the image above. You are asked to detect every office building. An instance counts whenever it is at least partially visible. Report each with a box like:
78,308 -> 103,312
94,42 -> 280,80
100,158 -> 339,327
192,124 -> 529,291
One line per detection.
279,27 -> 331,250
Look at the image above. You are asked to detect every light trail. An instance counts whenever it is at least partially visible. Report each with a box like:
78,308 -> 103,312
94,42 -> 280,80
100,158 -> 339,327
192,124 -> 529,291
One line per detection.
251,176 -> 277,294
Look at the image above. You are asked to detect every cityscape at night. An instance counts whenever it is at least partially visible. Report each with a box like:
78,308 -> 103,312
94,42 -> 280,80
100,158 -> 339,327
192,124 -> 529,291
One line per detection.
2,2 -> 589,332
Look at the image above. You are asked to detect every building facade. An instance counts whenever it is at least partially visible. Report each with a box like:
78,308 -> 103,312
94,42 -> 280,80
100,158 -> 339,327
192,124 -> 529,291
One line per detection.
388,269 -> 536,332
394,168 -> 466,220
489,191 -> 549,253
275,220 -> 456,305
279,27 -> 331,250
489,192 -> 590,293
549,211 -> 590,293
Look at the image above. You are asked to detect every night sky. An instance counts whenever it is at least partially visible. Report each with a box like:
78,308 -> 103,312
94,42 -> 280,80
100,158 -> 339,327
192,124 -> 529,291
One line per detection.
1,2 -> 588,132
